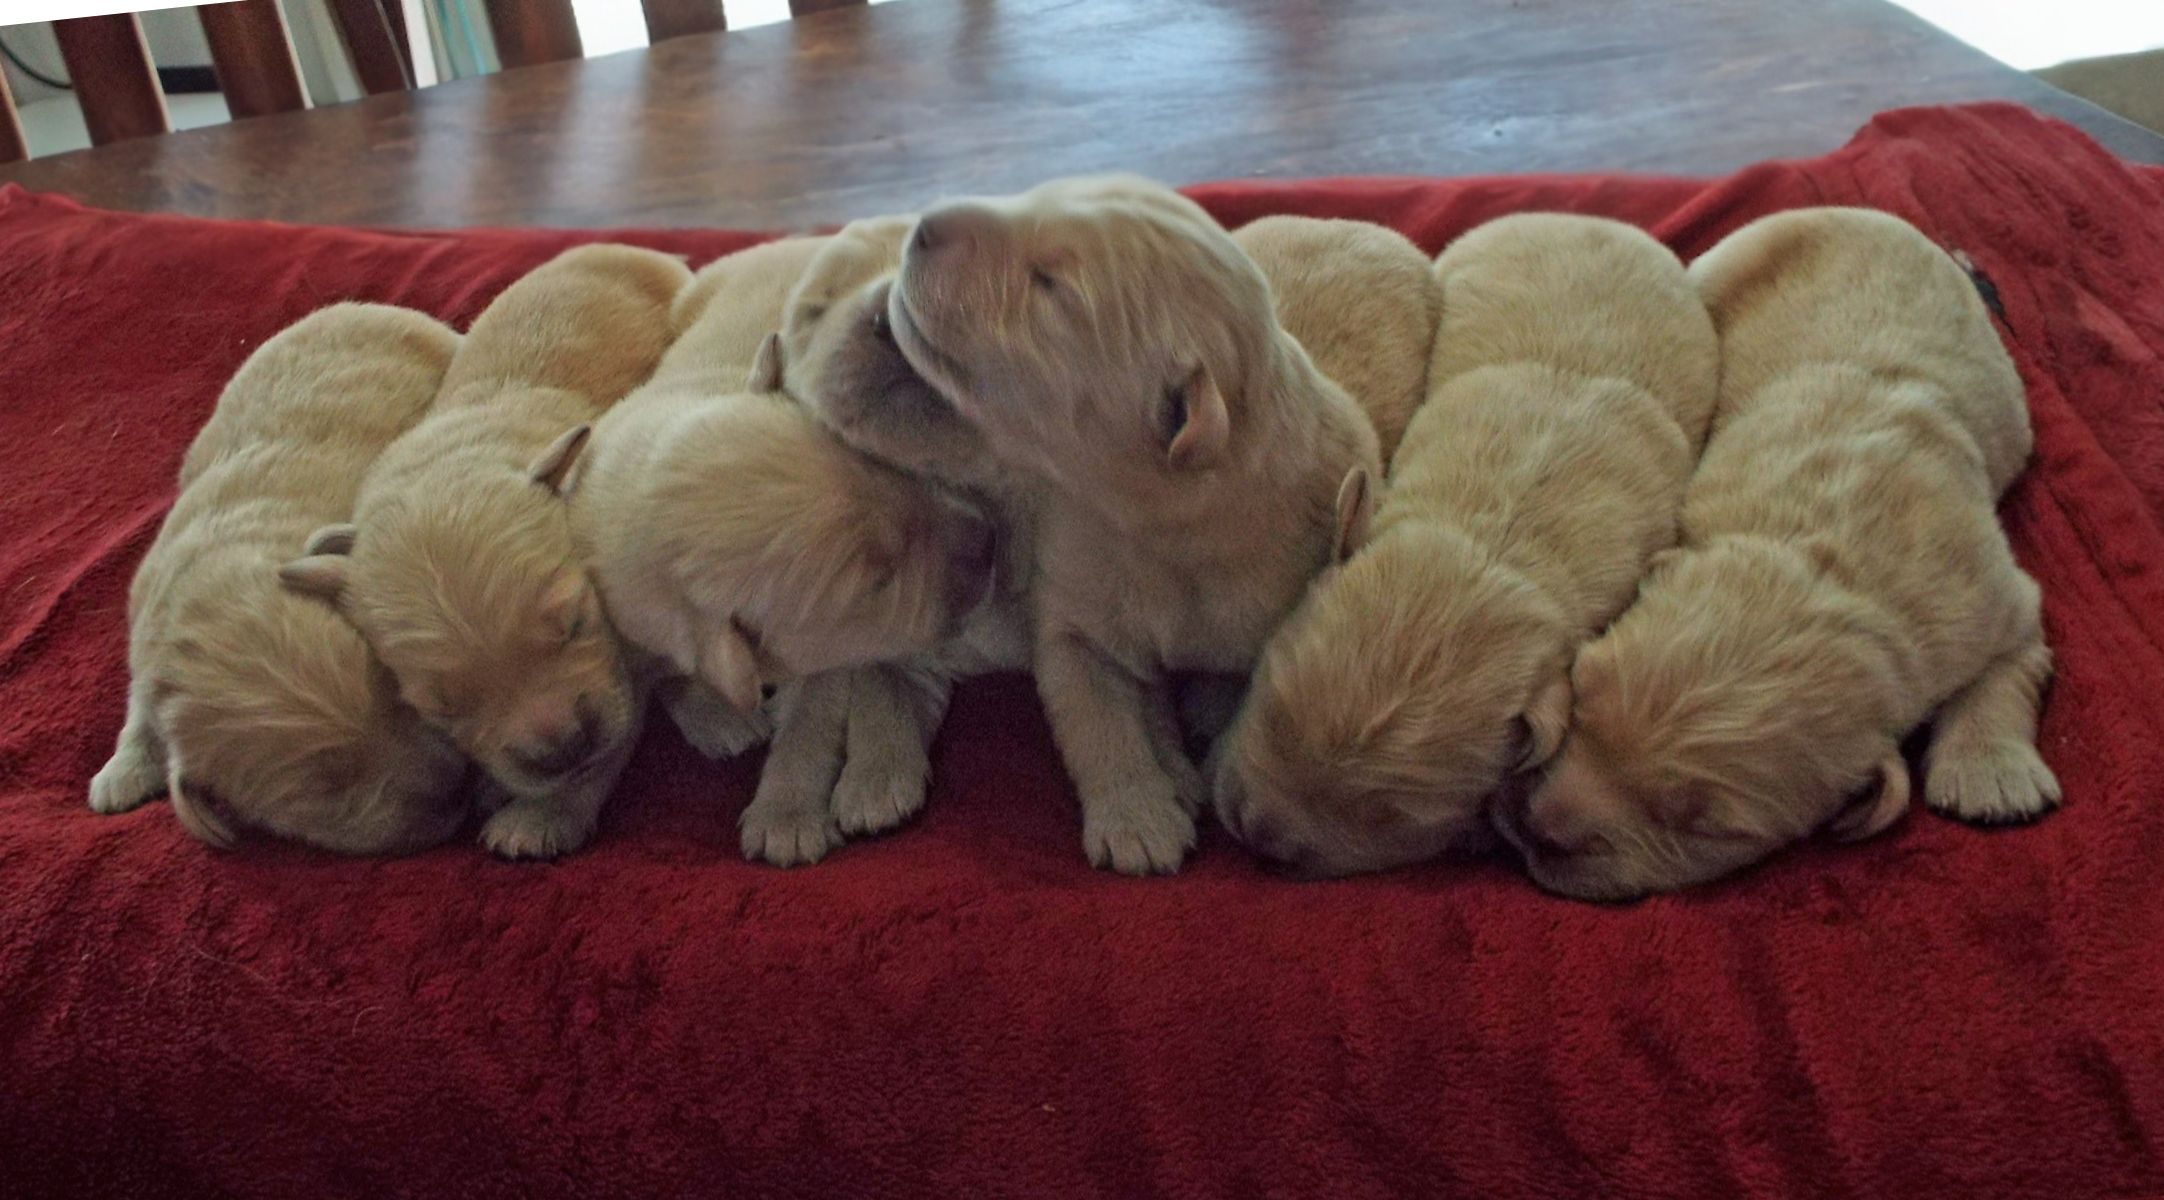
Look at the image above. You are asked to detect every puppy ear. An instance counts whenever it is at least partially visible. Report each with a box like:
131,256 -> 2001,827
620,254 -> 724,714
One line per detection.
748,332 -> 785,392
1166,368 -> 1231,471
1331,466 -> 1375,563
1516,674 -> 1573,771
303,523 -> 358,557
699,619 -> 764,715
1827,752 -> 1911,842
279,555 -> 350,600
529,424 -> 592,496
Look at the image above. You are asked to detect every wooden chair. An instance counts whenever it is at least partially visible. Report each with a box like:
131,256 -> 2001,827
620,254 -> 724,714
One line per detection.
0,0 -> 872,165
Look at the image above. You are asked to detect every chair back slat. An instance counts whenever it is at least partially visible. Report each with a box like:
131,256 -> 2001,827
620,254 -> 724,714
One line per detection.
0,66 -> 26,164
643,0 -> 727,43
327,0 -> 413,94
482,0 -> 586,69
789,0 -> 869,14
199,0 -> 308,118
52,14 -> 171,146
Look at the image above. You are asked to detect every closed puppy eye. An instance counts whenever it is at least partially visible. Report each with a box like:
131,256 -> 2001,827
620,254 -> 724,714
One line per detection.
563,610 -> 586,645
1029,266 -> 1059,291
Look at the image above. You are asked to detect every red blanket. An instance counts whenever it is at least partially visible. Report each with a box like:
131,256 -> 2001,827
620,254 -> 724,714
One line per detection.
4,103 -> 2162,1199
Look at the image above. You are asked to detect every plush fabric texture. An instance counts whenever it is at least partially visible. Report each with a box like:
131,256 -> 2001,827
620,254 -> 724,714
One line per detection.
3,103 -> 2162,1199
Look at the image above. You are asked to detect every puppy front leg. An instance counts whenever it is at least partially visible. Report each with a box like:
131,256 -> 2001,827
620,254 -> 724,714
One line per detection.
739,673 -> 849,867
89,678 -> 167,815
1037,632 -> 1198,875
831,663 -> 954,838
1924,637 -> 2061,824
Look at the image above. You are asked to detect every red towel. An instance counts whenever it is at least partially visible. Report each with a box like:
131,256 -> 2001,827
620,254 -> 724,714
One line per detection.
3,103 -> 2162,1199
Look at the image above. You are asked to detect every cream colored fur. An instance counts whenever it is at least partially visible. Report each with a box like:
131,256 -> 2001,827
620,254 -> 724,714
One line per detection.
91,304 -> 469,855
278,245 -> 689,859
890,174 -> 1382,874
672,235 -> 831,373
1232,215 -> 1438,458
1505,207 -> 2056,901
1213,213 -> 1719,877
573,246 -> 999,867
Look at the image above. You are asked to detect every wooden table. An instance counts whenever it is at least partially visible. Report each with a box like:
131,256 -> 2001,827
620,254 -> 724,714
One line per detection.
3,0 -> 2158,228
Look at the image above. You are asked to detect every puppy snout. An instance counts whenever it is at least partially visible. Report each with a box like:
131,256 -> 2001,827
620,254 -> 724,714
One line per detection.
513,709 -> 603,778
1495,791 -> 1592,860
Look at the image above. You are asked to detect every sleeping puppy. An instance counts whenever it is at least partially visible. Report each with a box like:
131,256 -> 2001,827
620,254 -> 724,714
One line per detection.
1231,215 -> 1438,459
279,245 -> 690,859
91,304 -> 469,854
1497,207 -> 2057,901
1212,214 -> 1719,877
889,174 -> 1382,874
574,242 -> 999,867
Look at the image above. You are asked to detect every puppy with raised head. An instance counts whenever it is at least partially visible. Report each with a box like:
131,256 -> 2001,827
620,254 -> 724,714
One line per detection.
1213,214 -> 1719,877
1498,207 -> 2056,902
574,242 -> 999,867
888,174 -> 1382,874
280,245 -> 690,859
758,216 -> 1037,856
1232,215 -> 1439,458
92,304 -> 469,854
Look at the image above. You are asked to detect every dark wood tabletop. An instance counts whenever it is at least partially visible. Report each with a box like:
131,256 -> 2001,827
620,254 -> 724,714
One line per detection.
3,0 -> 2159,229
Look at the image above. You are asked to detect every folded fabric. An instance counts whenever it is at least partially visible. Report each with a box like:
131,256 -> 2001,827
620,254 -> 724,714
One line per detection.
2,102 -> 2161,1199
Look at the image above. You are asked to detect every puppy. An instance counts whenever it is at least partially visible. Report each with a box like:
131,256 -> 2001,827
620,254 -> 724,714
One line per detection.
1497,207 -> 2057,901
889,174 -> 1382,874
1213,214 -> 1719,877
1232,215 -> 1438,458
91,304 -> 469,854
762,217 -> 1037,856
573,244 -> 1000,866
280,245 -> 690,859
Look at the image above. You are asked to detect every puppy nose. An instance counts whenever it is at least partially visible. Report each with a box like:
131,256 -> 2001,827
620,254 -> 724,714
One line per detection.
911,204 -> 997,257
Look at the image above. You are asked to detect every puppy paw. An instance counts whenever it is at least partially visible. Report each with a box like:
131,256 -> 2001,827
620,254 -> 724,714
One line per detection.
831,754 -> 929,838
481,800 -> 595,861
1082,790 -> 1197,875
1926,739 -> 2062,825
739,801 -> 840,868
88,745 -> 163,815
668,692 -> 774,760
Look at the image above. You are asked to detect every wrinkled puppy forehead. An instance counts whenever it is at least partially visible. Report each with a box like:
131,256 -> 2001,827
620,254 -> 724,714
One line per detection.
935,173 -> 1245,273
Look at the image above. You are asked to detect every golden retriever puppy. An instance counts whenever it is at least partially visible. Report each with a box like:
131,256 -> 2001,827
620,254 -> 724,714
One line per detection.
1497,207 -> 2057,901
757,217 -> 1036,853
1213,214 -> 1719,877
889,174 -> 1382,874
1232,215 -> 1438,458
91,304 -> 469,854
279,245 -> 690,859
573,248 -> 999,867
